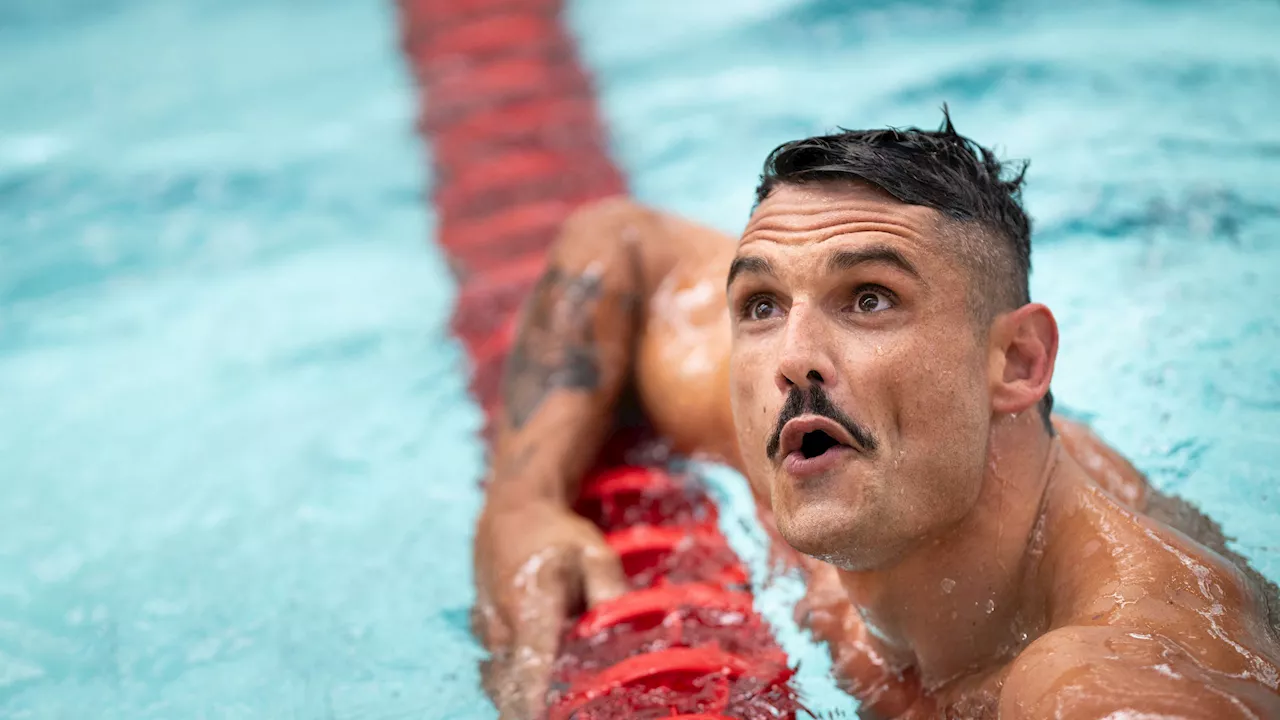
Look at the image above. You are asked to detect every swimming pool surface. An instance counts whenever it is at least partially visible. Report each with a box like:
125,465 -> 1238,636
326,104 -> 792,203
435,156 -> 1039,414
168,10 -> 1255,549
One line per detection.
2,0 -> 1277,717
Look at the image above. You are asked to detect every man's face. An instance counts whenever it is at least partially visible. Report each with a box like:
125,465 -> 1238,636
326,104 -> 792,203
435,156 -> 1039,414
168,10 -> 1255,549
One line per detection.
727,181 -> 993,570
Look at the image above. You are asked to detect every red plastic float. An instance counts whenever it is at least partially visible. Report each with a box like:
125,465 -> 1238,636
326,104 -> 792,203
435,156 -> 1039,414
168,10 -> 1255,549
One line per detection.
394,0 -> 802,716
549,646 -> 797,720
605,523 -> 750,590
573,583 -> 755,638
574,466 -> 718,530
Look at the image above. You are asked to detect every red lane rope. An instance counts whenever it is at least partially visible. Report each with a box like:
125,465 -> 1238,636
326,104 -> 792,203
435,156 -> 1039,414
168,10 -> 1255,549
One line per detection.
393,2 -> 800,716
396,0 -> 624,422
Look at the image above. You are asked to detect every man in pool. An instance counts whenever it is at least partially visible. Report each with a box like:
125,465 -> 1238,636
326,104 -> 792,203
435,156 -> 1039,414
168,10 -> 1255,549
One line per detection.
472,114 -> 1280,718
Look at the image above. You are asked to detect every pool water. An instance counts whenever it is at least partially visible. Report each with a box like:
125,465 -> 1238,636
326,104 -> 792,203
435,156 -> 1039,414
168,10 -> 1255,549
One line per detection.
1,0 -> 1277,717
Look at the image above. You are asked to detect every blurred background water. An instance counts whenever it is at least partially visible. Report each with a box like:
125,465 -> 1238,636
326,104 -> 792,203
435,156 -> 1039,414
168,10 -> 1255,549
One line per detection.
2,0 -> 1278,717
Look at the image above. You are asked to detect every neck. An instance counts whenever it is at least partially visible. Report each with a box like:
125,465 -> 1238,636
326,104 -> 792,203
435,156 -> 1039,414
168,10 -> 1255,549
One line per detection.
838,412 -> 1061,689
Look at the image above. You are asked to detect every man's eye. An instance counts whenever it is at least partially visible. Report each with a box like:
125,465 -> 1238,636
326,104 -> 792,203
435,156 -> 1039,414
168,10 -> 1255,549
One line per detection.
745,297 -> 780,321
853,289 -> 894,313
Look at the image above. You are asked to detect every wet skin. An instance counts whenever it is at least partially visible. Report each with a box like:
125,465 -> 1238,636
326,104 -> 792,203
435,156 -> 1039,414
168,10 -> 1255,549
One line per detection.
474,191 -> 1280,719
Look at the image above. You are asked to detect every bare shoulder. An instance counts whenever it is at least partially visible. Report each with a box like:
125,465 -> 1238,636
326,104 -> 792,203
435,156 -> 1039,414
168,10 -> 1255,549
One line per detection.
1049,420 -> 1280,644
1016,476 -> 1280,719
1052,415 -> 1148,510
1000,624 -> 1280,719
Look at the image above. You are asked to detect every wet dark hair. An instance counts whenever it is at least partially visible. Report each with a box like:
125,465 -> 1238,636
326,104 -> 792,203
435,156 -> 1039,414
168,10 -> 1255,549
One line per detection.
754,107 -> 1054,428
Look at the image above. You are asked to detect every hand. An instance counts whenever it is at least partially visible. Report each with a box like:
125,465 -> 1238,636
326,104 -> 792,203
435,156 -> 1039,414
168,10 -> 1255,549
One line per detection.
794,559 -> 923,718
473,496 -> 630,720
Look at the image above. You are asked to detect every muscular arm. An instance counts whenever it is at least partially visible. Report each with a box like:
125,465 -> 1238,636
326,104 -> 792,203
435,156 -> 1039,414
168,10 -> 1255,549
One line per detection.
474,198 -> 713,718
489,199 -> 662,505
489,196 -> 735,500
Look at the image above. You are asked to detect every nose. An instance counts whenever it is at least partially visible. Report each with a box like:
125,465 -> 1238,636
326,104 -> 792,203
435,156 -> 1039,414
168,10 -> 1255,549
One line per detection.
774,302 -> 838,394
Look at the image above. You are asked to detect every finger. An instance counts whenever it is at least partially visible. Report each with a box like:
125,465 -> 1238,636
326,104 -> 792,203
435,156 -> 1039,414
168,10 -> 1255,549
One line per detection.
480,648 -> 508,704
472,598 -> 512,651
502,555 -> 572,720
505,620 -> 566,717
793,592 -> 813,629
477,602 -> 513,706
577,536 -> 629,608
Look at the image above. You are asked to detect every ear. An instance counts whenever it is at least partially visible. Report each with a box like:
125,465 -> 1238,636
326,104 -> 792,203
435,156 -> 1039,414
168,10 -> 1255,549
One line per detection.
988,303 -> 1058,416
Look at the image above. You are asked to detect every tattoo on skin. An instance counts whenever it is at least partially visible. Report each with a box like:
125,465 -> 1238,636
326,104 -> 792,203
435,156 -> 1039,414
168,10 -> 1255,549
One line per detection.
502,266 -> 605,429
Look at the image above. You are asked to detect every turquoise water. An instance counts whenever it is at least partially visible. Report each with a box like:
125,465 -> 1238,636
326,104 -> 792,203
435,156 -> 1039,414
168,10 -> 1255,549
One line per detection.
2,0 -> 1278,717
0,2 -> 487,717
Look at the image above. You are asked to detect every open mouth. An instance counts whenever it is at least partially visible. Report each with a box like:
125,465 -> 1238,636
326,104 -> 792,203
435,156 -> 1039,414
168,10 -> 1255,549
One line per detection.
777,416 -> 857,466
799,429 -> 841,459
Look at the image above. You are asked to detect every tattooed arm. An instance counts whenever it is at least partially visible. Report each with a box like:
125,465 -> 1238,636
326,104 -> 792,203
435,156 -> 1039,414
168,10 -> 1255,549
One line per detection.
488,219 -> 646,505
474,198 -> 693,719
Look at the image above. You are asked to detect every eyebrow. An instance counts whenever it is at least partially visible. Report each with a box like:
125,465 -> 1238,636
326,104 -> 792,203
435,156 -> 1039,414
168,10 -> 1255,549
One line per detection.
826,245 -> 922,280
726,255 -> 775,291
726,244 -> 922,292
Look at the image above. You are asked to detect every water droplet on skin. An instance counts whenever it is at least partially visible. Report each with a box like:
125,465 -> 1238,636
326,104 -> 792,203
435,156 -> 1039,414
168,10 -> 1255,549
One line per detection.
985,599 -> 996,614
941,578 -> 956,594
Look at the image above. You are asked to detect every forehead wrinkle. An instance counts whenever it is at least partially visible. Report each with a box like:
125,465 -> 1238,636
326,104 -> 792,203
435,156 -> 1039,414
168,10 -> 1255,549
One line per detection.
742,222 -> 927,249
743,210 -> 937,249
744,196 -> 939,234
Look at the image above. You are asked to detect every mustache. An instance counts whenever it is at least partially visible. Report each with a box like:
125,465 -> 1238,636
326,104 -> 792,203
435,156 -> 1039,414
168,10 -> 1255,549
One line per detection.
766,385 -> 878,461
